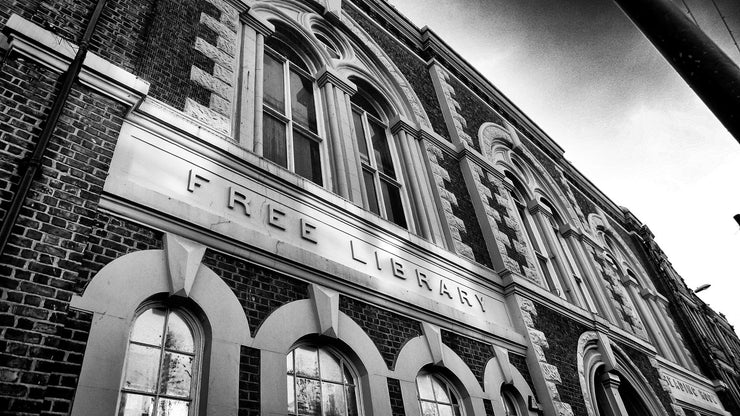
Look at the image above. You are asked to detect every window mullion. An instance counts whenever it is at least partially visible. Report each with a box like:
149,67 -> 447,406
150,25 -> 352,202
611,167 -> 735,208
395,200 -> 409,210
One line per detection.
152,309 -> 170,416
284,63 -> 295,172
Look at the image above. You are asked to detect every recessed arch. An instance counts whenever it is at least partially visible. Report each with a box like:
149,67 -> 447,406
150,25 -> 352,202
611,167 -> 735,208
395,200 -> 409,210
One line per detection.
69,249 -> 250,416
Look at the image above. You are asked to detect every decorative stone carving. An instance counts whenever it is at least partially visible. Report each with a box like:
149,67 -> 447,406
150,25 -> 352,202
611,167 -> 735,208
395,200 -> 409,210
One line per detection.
164,233 -> 207,297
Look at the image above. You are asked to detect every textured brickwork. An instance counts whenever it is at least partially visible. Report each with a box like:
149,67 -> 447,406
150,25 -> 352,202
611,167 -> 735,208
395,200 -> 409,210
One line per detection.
509,353 -> 538,401
387,377 -> 406,416
483,398 -> 495,416
239,345 -> 260,416
343,3 -> 450,140
0,0 -> 95,45
616,342 -> 676,416
339,296 -> 422,369
0,47 -> 128,411
532,301 -> 591,416
76,213 -> 163,293
136,0 -> 206,110
202,250 -> 310,335
440,329 -> 493,386
446,76 -> 506,154
437,152 -> 492,267
89,0 -> 155,74
477,169 -> 538,280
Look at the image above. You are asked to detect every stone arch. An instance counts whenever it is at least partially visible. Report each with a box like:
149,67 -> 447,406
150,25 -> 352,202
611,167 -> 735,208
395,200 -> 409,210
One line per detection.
483,354 -> 539,416
70,246 -> 249,416
577,331 -> 669,416
251,296 -> 390,415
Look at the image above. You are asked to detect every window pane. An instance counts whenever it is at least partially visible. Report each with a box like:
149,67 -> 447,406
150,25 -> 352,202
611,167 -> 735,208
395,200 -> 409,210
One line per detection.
290,70 -> 317,132
369,121 -> 395,178
438,404 -> 454,416
296,377 -> 321,416
363,169 -> 379,215
165,311 -> 194,353
264,113 -> 287,168
420,401 -> 439,416
130,308 -> 166,346
288,351 -> 295,375
380,179 -> 406,228
288,375 -> 296,414
157,398 -> 190,416
159,352 -> 193,398
319,349 -> 342,383
264,54 -> 285,112
416,374 -> 435,401
352,111 -> 369,163
432,379 -> 450,404
322,382 -> 346,416
295,346 -> 319,379
118,393 -> 155,416
293,130 -> 322,186
123,344 -> 161,394
343,366 -> 354,386
345,386 -> 358,416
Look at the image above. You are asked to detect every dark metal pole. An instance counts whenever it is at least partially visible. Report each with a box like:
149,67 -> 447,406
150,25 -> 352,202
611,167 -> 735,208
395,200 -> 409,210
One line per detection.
0,0 -> 108,256
613,0 -> 740,143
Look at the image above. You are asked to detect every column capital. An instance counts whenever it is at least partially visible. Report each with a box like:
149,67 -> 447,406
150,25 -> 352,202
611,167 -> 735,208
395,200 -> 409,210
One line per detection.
640,287 -> 655,300
316,67 -> 357,95
390,115 -> 419,136
559,223 -> 581,238
620,274 -> 639,287
241,10 -> 274,37
599,371 -> 622,388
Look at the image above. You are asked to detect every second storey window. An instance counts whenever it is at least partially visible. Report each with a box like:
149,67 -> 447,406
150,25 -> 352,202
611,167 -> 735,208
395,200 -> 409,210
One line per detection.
351,93 -> 407,228
263,38 -> 323,186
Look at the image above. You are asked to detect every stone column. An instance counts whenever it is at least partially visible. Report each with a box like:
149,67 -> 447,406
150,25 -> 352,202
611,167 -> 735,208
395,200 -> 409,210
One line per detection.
239,12 -> 274,155
599,372 -> 629,416
392,117 -> 431,238
316,68 -> 357,200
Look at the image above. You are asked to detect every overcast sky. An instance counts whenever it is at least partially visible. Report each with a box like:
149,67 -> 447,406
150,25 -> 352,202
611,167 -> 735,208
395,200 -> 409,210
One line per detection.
387,0 -> 740,330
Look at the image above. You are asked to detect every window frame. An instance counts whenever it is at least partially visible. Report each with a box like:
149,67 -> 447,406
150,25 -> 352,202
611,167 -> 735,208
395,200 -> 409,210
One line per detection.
351,100 -> 408,229
263,45 -> 325,186
415,371 -> 464,416
286,343 -> 362,416
117,301 -> 205,416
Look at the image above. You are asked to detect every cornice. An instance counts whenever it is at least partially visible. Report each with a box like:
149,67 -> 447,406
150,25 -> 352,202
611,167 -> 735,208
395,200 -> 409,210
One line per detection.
316,66 -> 357,94
2,14 -> 150,108
241,9 -> 275,36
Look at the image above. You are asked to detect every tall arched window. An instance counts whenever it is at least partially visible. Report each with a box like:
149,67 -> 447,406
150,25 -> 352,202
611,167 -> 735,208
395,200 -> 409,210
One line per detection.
263,36 -> 323,185
506,172 -> 560,296
351,89 -> 407,228
415,371 -> 463,416
118,305 -> 202,416
287,344 -> 360,416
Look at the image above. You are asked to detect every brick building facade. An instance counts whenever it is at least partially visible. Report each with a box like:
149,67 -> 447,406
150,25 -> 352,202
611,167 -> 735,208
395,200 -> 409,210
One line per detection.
0,1 -> 737,416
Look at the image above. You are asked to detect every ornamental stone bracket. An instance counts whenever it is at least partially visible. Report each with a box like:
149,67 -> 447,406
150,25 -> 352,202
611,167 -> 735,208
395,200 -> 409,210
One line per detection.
518,297 -> 575,416
164,233 -> 207,297
309,284 -> 340,338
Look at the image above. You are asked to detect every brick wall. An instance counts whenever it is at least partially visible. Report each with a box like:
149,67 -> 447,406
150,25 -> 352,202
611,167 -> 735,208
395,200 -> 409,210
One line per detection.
532,302 -> 591,416
437,153 -> 492,267
440,329 -> 493,387
445,76 -> 506,154
239,345 -> 260,416
201,250 -> 310,335
338,296 -> 422,369
0,42 -> 129,411
509,353 -> 538,401
0,0 -> 95,45
387,377 -> 405,416
88,0 -> 155,74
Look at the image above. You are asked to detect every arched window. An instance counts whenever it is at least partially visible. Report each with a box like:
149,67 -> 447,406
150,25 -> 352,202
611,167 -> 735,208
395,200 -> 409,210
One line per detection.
506,172 -> 560,296
415,371 -> 463,416
118,305 -> 202,416
287,345 -> 360,416
501,389 -> 522,416
263,35 -> 323,185
351,88 -> 407,228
